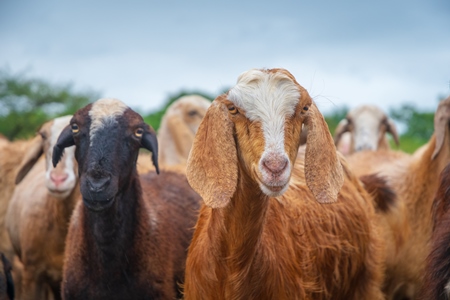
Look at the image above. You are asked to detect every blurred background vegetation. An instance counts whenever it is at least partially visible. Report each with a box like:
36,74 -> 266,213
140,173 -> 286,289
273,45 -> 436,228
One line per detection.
0,68 -> 442,154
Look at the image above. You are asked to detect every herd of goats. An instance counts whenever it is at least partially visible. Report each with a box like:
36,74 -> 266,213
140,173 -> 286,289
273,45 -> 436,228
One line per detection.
0,67 -> 450,300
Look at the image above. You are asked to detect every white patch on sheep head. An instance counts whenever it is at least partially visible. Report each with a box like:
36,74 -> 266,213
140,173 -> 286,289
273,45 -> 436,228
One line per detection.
89,98 -> 128,145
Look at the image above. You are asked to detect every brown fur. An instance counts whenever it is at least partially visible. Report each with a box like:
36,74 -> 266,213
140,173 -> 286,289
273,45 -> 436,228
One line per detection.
360,174 -> 397,213
184,68 -> 385,300
345,95 -> 450,299
419,163 -> 450,299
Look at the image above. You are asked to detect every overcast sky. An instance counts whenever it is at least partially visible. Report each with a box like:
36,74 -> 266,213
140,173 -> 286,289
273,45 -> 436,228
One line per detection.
1,0 -> 449,115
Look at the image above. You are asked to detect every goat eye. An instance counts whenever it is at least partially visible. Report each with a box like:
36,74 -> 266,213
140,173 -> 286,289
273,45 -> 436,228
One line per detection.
71,124 -> 79,133
188,110 -> 198,117
135,128 -> 144,137
303,106 -> 309,111
228,105 -> 238,115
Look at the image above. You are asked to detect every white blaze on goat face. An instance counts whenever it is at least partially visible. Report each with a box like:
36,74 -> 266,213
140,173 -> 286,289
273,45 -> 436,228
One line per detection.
350,106 -> 385,151
88,98 -> 129,145
228,69 -> 301,196
45,115 -> 77,198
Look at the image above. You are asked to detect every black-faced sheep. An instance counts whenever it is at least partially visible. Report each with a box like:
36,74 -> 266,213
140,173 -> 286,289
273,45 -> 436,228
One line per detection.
53,98 -> 200,300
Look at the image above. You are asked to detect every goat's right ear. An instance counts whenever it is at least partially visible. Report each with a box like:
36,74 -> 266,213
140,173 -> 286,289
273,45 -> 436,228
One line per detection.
15,135 -> 44,185
333,118 -> 350,146
52,124 -> 75,168
186,98 -> 237,208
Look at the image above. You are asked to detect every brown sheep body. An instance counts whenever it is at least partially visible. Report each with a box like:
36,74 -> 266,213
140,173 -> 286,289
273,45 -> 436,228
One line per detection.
6,116 -> 79,300
184,68 -> 385,300
346,95 -> 450,299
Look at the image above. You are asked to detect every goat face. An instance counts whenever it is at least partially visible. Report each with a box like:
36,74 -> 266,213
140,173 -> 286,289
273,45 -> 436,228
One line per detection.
187,68 -> 344,208
15,115 -> 77,198
334,105 -> 399,153
52,98 -> 159,211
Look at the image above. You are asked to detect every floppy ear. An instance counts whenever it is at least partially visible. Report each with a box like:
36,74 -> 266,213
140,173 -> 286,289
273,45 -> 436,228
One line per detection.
141,125 -> 160,174
15,135 -> 44,184
186,98 -> 237,208
333,118 -> 350,146
304,103 -> 344,203
432,98 -> 450,160
52,124 -> 75,168
386,118 -> 400,146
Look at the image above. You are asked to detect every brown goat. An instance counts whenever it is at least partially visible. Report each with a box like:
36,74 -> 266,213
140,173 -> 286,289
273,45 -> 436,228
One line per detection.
334,105 -> 399,155
346,95 -> 450,299
184,68 -> 385,300
419,163 -> 450,299
6,116 -> 79,300
53,98 -> 201,300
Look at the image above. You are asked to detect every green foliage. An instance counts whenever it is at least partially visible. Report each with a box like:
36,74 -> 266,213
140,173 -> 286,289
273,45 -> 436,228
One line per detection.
324,106 -> 349,134
143,90 -> 214,131
0,68 -> 100,140
389,103 -> 434,141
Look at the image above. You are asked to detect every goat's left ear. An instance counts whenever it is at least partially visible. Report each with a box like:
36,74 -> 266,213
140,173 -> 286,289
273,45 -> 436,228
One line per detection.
141,125 -> 160,174
52,124 -> 75,168
333,118 -> 350,146
386,118 -> 400,146
432,97 -> 450,160
16,134 -> 44,185
304,103 -> 344,203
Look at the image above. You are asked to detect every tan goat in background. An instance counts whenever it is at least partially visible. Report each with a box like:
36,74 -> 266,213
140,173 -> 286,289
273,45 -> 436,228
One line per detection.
184,68 -> 385,300
137,95 -> 210,173
334,105 -> 399,155
6,116 -> 79,300
346,95 -> 450,299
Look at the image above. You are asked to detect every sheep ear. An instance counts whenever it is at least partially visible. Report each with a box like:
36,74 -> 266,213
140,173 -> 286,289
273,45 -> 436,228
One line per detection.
386,118 -> 400,146
304,103 -> 344,203
432,98 -> 450,160
141,125 -> 160,174
52,124 -> 75,168
186,98 -> 237,208
15,134 -> 44,185
333,118 -> 350,146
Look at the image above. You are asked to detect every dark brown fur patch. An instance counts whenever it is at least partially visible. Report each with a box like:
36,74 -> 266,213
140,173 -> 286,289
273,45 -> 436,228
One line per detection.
359,174 -> 397,213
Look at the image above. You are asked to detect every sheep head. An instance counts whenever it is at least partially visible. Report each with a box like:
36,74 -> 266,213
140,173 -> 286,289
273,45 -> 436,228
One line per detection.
187,68 -> 344,208
15,115 -> 78,199
52,98 -> 159,211
334,105 -> 399,154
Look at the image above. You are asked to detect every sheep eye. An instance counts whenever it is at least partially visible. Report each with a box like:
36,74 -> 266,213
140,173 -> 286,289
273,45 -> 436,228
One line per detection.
188,110 -> 198,117
135,128 -> 144,137
228,105 -> 238,115
71,124 -> 79,133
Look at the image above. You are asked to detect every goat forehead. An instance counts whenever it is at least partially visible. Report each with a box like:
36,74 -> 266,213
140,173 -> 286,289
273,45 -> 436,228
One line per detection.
88,98 -> 129,141
228,69 -> 300,151
228,69 -> 300,122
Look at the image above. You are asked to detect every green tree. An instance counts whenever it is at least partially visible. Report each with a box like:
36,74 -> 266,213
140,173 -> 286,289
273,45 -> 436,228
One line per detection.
0,68 -> 100,140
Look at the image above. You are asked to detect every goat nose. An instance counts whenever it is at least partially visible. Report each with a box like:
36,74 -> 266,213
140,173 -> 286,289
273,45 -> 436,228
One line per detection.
263,158 -> 288,174
87,175 -> 111,192
50,172 -> 68,186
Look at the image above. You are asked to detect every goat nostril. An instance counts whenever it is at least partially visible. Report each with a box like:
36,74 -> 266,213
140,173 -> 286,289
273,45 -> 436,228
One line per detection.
263,159 -> 288,174
87,176 -> 111,192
